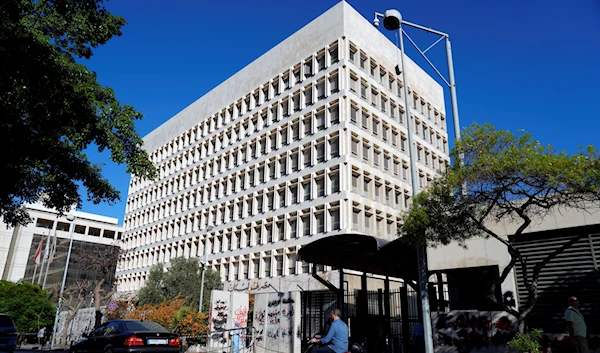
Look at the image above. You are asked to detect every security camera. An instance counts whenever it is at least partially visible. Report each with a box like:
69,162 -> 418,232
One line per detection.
373,18 -> 380,27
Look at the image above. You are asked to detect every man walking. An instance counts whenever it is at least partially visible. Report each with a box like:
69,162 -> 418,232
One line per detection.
565,296 -> 588,353
38,326 -> 46,346
309,309 -> 348,353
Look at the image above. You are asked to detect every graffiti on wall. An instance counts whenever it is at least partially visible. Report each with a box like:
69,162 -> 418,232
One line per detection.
253,292 -> 300,353
210,299 -> 229,344
432,311 -> 518,353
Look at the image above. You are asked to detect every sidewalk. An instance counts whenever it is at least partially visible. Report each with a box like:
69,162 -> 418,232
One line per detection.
17,343 -> 69,352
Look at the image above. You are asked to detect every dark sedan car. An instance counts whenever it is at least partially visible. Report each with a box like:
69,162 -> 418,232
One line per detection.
71,320 -> 180,353
0,314 -> 17,353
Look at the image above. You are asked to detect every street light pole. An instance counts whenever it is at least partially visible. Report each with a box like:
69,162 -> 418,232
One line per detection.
373,9 -> 462,353
51,214 -> 76,349
199,226 -> 214,312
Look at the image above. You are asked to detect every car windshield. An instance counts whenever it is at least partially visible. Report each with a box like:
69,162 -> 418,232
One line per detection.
122,321 -> 169,332
0,316 -> 14,327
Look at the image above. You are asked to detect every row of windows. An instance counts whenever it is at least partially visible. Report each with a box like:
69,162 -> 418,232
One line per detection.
348,41 -> 445,131
125,135 -> 340,227
118,250 -> 328,290
124,168 -> 341,243
34,218 -> 120,239
132,40 -> 341,189
127,103 -> 341,212
149,74 -> 340,180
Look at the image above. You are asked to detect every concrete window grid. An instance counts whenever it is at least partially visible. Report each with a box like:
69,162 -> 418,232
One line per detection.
118,36 -> 451,291
345,40 -> 447,139
125,97 -> 342,215
122,169 -> 343,256
123,131 -> 342,232
126,39 -> 342,195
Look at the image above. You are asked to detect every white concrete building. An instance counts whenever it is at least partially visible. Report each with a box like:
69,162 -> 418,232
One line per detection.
0,203 -> 123,290
116,2 -> 450,294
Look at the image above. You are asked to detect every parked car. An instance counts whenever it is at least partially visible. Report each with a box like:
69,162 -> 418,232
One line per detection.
0,313 -> 17,353
71,320 -> 180,353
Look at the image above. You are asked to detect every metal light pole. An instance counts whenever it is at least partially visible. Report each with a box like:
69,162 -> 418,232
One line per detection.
51,214 -> 76,349
373,9 -> 462,353
199,226 -> 214,312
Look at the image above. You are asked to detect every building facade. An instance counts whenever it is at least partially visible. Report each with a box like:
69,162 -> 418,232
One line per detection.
0,202 -> 123,292
116,2 -> 450,294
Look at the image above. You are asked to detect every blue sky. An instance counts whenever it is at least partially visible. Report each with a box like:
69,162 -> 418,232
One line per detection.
79,0 -> 600,222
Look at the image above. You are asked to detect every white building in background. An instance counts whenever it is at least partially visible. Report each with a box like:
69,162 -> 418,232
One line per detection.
0,202 -> 123,290
116,2 -> 451,294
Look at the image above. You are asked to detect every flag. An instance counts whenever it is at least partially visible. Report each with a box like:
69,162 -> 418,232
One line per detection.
49,232 -> 57,264
34,238 -> 43,267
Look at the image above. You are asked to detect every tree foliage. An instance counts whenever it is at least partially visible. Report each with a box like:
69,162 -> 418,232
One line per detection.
0,281 -> 55,333
136,257 -> 223,311
400,123 -> 600,330
0,0 -> 156,226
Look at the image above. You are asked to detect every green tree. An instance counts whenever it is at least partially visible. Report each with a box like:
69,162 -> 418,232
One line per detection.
0,0 -> 156,227
136,258 -> 223,311
0,281 -> 55,333
400,123 -> 600,332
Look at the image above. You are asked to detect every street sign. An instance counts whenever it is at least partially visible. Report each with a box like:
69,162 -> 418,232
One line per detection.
107,300 -> 117,312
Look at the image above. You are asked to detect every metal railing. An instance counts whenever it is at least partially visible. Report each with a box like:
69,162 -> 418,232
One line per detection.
182,326 -> 256,353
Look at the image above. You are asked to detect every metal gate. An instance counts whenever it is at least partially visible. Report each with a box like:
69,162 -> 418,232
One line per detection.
301,286 -> 419,353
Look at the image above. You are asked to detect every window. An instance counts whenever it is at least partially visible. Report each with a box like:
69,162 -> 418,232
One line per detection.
374,150 -> 380,166
304,89 -> 313,106
351,140 -> 359,156
264,257 -> 271,277
384,156 -> 390,171
303,215 -> 310,236
281,129 -> 288,145
330,138 -> 340,158
360,54 -> 367,70
304,117 -> 312,136
350,106 -> 358,124
363,178 -> 370,197
290,185 -> 298,203
352,209 -> 360,230
269,162 -> 276,179
267,224 -> 273,242
303,181 -> 311,200
316,143 -> 325,162
288,254 -> 297,275
352,174 -> 359,192
316,177 -> 325,196
349,47 -> 357,62
350,75 -> 358,92
304,59 -> 313,77
361,82 -> 368,99
362,145 -> 369,162
331,172 -> 340,193
329,75 -> 339,93
373,120 -> 379,136
276,256 -> 284,276
362,112 -> 369,130
317,80 -> 326,99
290,219 -> 297,238
279,190 -> 285,208
292,94 -> 300,112
282,100 -> 289,117
291,153 -> 299,172
253,259 -> 259,278
317,54 -> 326,71
331,209 -> 341,230
316,111 -> 326,131
303,149 -> 311,167
316,212 -> 325,233
371,89 -> 379,108
330,105 -> 339,124
329,45 -> 338,63
294,68 -> 301,84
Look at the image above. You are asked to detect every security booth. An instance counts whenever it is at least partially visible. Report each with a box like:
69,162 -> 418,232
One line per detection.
298,233 -> 423,353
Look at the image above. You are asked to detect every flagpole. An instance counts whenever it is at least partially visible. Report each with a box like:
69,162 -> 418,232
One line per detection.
42,219 -> 58,290
32,262 -> 38,284
37,231 -> 49,285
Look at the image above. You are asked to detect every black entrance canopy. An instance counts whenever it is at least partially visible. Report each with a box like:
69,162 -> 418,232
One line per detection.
298,233 -> 419,282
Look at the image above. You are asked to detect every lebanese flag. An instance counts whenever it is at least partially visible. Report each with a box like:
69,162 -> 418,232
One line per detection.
34,239 -> 43,267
